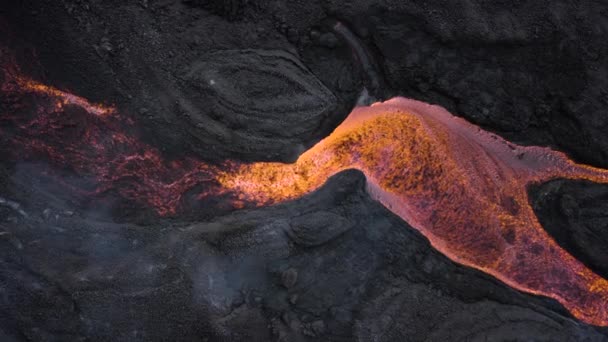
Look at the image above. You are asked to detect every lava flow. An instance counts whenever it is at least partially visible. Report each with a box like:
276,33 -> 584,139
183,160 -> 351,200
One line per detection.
3,70 -> 608,326
0,70 -> 220,216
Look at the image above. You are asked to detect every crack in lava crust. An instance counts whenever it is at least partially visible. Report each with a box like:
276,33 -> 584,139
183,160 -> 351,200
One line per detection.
3,71 -> 608,326
1,72 -> 221,216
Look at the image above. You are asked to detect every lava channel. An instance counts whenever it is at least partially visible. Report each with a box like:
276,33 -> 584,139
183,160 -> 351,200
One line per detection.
3,71 -> 608,326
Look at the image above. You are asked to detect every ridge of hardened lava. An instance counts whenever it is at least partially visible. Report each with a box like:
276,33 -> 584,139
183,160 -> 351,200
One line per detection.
3,71 -> 608,326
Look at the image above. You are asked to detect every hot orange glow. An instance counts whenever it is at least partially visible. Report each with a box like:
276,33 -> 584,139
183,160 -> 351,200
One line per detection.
13,76 -> 116,117
1,73 -> 218,216
3,71 -> 608,326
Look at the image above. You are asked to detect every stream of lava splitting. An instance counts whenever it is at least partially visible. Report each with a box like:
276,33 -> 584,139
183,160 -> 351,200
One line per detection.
3,71 -> 608,326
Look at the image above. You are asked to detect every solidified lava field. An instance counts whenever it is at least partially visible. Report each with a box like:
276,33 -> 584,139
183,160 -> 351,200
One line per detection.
2,1 -> 608,341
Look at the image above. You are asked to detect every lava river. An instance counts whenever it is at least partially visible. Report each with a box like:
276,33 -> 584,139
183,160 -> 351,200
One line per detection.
3,70 -> 608,326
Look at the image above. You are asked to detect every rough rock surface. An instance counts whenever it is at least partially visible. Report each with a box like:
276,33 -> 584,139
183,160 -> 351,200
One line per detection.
2,0 -> 608,341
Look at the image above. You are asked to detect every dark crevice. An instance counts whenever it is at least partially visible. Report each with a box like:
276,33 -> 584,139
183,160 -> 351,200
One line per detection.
530,179 -> 608,280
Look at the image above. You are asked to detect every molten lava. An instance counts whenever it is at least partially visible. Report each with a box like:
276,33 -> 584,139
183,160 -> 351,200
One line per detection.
0,72 -> 219,216
3,69 -> 608,326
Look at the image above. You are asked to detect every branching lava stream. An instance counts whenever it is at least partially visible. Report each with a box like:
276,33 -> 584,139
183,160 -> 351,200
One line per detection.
3,70 -> 608,326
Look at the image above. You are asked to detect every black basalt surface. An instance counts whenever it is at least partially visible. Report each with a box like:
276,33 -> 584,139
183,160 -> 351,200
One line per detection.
530,180 -> 608,281
2,1 -> 608,341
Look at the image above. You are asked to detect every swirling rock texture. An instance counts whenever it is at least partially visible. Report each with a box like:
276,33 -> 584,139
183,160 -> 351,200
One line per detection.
2,0 -> 608,341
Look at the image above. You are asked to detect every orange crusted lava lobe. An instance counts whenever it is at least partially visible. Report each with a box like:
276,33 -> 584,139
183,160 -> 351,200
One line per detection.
218,98 -> 608,326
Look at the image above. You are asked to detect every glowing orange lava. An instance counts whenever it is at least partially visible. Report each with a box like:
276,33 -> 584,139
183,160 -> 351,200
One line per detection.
1,73 -> 218,216
13,76 -> 116,117
218,98 -> 608,326
3,71 -> 608,326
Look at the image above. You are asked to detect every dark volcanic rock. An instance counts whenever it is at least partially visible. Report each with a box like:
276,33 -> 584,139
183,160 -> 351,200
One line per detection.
3,0 -> 608,341
180,49 -> 337,159
281,268 -> 298,289
1,0 -> 361,162
531,180 -> 608,280
183,0 -> 251,21
287,211 -> 353,247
